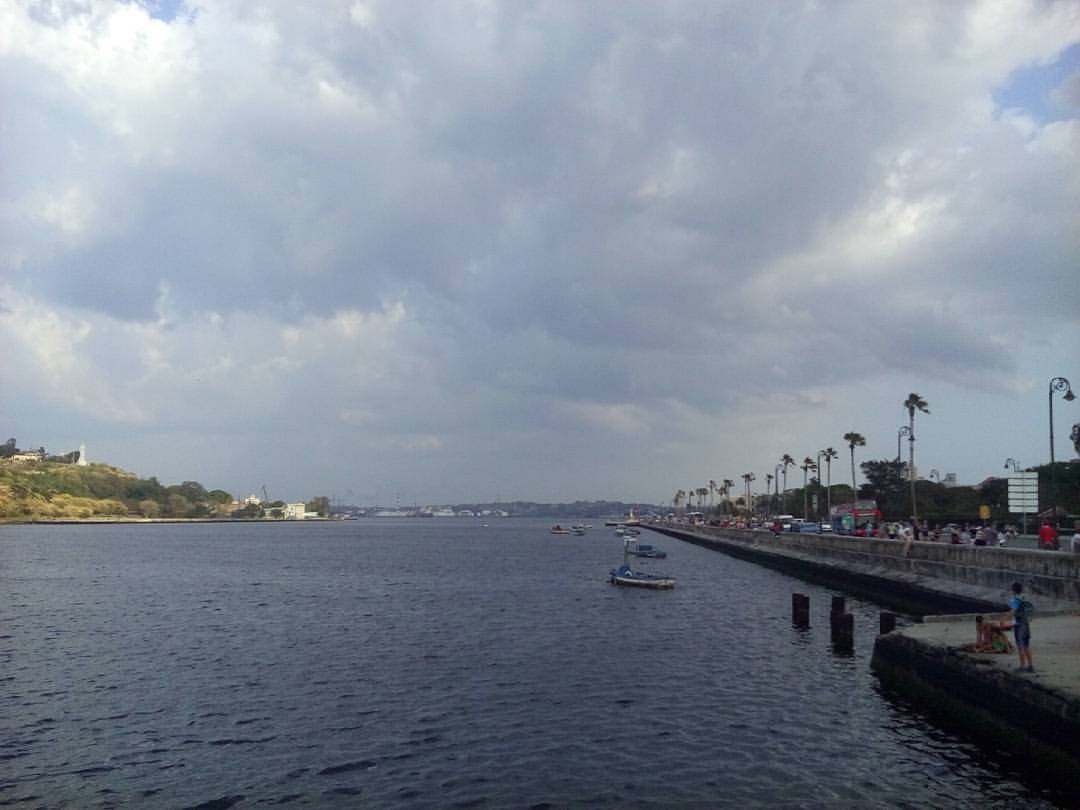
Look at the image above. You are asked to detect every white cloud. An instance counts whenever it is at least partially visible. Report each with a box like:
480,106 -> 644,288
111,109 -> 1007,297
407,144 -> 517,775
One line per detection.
1,0 -> 1077,501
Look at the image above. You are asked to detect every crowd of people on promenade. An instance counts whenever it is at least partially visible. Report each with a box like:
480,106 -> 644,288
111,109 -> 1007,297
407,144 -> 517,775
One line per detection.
852,519 -> 1080,552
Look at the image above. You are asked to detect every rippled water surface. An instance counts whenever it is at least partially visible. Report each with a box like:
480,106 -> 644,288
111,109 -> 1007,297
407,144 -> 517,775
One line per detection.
0,520 -> 1068,808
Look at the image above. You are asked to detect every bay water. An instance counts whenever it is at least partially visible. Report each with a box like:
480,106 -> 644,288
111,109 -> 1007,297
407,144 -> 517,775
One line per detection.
0,519 -> 1066,808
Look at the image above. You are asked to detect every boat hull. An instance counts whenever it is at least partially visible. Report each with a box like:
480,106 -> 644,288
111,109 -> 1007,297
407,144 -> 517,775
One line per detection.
609,572 -> 676,589
613,578 -> 669,591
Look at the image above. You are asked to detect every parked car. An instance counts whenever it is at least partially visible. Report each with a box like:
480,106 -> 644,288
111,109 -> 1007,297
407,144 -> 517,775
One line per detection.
819,521 -> 833,533
799,522 -> 821,533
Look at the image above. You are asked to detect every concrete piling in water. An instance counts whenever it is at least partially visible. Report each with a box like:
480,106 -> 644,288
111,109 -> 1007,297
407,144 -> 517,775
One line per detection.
831,611 -> 854,652
792,593 -> 810,627
830,596 -> 846,617
880,611 -> 897,635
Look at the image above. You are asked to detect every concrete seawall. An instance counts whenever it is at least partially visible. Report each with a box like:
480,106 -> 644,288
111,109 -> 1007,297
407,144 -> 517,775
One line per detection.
643,523 -> 1080,790
871,614 -> 1080,793
644,523 -> 1080,615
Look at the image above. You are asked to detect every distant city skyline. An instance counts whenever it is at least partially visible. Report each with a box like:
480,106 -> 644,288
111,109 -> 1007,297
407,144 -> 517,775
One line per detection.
2,2 -> 1078,504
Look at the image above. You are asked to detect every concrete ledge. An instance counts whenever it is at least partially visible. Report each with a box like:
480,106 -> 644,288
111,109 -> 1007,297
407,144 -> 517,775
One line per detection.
871,615 -> 1080,790
647,521 -> 1080,790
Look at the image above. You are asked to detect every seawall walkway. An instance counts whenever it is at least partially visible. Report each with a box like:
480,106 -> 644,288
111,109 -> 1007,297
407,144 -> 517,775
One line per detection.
644,523 -> 1080,614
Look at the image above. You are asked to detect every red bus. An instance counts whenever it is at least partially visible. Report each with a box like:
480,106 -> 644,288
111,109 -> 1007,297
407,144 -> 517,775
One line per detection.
829,500 -> 882,536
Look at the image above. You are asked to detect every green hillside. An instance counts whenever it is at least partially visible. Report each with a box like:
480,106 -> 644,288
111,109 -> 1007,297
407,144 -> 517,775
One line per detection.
0,462 -> 232,521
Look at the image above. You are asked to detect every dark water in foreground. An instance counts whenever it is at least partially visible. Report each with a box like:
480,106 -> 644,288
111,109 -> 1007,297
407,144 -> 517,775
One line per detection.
0,519 -> 1068,808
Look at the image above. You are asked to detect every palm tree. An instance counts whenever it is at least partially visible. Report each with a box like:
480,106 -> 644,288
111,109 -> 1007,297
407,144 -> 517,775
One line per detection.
822,447 -> 839,517
708,479 -> 717,511
765,473 -> 774,513
696,487 -> 709,511
741,473 -> 756,516
801,457 -> 817,518
673,489 -> 685,513
780,454 -> 795,513
843,432 -> 866,506
904,393 -> 930,521
722,479 -> 735,514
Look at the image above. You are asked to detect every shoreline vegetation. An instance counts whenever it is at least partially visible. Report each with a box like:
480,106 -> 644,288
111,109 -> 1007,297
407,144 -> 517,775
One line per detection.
0,459 -> 655,524
0,461 -> 241,523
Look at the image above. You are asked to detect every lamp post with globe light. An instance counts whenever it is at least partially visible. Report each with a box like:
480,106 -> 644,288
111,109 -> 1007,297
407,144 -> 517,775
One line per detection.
896,426 -> 911,464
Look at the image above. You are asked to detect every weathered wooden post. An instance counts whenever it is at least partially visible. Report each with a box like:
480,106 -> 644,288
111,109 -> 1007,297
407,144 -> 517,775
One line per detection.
879,611 -> 897,635
830,596 -> 846,617
792,593 -> 810,627
831,611 -> 854,652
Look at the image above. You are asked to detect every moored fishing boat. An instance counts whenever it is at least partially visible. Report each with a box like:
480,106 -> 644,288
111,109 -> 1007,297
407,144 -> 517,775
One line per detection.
609,563 -> 676,589
609,538 -> 675,588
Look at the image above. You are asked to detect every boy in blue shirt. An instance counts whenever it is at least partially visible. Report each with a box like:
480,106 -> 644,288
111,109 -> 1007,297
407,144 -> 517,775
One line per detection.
1004,581 -> 1033,673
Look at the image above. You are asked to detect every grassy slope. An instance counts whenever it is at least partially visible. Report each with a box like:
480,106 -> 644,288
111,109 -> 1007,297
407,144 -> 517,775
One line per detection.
0,462 -> 136,520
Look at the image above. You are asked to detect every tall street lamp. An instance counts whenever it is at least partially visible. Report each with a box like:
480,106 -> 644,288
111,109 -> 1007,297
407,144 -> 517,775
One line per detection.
896,426 -> 912,464
1049,376 -> 1076,522
774,463 -> 782,516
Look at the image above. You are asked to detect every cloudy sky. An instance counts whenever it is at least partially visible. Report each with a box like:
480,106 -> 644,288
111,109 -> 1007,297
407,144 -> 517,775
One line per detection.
2,0 -> 1078,506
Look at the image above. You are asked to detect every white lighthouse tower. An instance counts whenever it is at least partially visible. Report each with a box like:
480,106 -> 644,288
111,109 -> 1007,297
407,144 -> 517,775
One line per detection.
77,443 -> 88,466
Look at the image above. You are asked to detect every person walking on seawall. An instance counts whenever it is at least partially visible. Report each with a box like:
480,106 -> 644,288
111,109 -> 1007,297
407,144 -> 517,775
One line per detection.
901,522 -> 915,557
1071,526 -> 1080,554
1002,582 -> 1034,673
1038,520 -> 1059,550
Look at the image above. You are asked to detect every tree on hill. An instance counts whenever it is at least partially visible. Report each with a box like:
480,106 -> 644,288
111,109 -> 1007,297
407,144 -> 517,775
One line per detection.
167,494 -> 193,517
169,481 -> 208,505
861,458 -> 907,518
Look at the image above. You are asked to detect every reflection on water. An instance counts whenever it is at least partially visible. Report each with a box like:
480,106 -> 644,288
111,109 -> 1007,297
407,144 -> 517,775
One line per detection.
0,520 -> 1068,808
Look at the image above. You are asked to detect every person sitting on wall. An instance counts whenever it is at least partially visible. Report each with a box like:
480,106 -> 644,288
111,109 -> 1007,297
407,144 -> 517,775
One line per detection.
962,616 -> 1013,654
